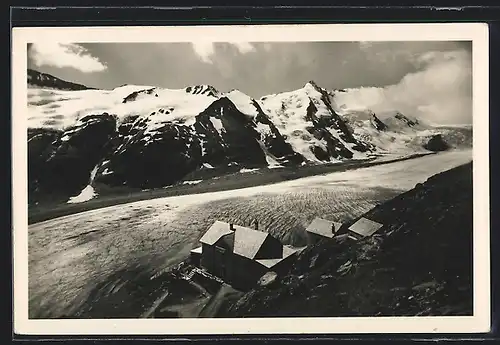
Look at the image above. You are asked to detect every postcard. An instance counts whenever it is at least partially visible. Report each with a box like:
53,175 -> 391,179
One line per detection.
12,22 -> 490,335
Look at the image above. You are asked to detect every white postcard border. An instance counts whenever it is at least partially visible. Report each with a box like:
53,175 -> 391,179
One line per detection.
12,22 -> 490,335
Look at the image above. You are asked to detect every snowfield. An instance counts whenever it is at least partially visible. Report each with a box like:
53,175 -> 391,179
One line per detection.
28,84 -> 263,132
28,150 -> 472,318
226,89 -> 259,117
28,84 -> 220,130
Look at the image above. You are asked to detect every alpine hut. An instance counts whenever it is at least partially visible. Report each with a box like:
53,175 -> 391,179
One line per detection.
347,217 -> 384,240
305,217 -> 343,244
190,220 -> 303,289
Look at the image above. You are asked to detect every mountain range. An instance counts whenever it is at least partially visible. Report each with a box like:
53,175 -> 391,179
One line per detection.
26,69 -> 472,204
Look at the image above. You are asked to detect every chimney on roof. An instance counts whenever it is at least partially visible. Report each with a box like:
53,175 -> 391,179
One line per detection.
254,219 -> 259,230
229,223 -> 235,231
331,222 -> 336,233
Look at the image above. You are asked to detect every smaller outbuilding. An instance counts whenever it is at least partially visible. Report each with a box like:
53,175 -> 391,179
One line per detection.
347,217 -> 384,240
305,217 -> 343,244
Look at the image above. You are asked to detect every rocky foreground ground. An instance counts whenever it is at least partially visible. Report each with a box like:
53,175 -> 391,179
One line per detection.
217,162 -> 473,317
28,151 -> 472,318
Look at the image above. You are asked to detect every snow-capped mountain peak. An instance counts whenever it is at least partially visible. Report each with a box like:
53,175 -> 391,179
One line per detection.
303,80 -> 323,92
27,70 -> 472,205
224,89 -> 260,117
185,84 -> 220,97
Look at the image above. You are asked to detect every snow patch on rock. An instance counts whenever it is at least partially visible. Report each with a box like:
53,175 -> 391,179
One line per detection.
240,168 -> 260,173
209,117 -> 225,137
67,185 -> 97,203
66,164 -> 100,203
182,180 -> 203,185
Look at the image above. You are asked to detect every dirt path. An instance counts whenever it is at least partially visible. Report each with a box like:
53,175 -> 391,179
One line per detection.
27,149 -> 472,318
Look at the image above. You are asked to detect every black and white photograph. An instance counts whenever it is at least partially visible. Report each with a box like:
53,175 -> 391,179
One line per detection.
12,23 -> 490,335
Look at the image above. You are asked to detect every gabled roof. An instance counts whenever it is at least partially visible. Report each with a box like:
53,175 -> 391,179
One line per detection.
233,226 -> 270,260
200,220 -> 292,260
305,217 -> 343,238
348,217 -> 383,238
199,221 -> 235,245
200,221 -> 276,260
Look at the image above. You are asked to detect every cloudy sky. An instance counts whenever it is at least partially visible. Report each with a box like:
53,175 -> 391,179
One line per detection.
27,41 -> 472,124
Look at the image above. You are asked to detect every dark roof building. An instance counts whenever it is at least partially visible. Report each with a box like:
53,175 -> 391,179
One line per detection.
347,217 -> 384,240
193,221 -> 304,290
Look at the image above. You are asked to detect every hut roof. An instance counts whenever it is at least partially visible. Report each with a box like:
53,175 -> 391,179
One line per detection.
233,225 -> 270,260
199,221 -> 235,245
200,221 -> 279,260
348,217 -> 383,238
305,217 -> 343,238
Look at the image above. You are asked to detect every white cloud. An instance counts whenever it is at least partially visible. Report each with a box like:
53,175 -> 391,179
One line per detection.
190,42 -> 216,64
191,42 -> 256,63
335,49 -> 472,125
231,42 -> 256,54
29,43 -> 107,73
358,41 -> 416,65
261,43 -> 273,52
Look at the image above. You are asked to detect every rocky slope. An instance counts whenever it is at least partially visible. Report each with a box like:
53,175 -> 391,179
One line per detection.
28,69 -> 93,91
217,162 -> 473,317
26,70 -> 472,205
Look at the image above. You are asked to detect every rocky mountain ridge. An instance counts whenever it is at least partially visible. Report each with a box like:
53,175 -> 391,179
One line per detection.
27,70 -> 472,204
28,69 -> 93,91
